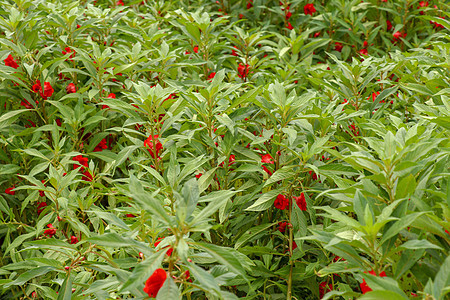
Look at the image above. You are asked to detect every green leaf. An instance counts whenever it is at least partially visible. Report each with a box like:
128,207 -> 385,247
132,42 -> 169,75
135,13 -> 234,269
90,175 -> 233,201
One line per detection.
395,174 -> 416,199
87,233 -> 149,252
57,275 -> 73,300
120,250 -> 166,293
399,239 -> 442,250
4,266 -> 56,288
191,242 -> 247,280
361,274 -> 408,299
186,263 -> 221,297
191,190 -> 236,226
263,166 -> 295,187
360,290 -> 408,300
235,223 -> 276,249
156,276 -> 181,300
380,212 -> 426,245
127,175 -> 172,226
433,255 -> 450,300
246,189 -> 284,211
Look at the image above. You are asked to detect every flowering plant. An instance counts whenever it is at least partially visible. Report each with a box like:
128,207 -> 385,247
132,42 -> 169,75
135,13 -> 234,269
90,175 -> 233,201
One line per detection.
0,0 -> 448,299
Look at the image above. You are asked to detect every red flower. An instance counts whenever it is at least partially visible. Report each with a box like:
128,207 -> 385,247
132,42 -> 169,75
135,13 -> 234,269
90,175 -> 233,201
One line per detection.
66,83 -> 77,94
41,82 -> 54,99
39,179 -> 46,197
73,155 -> 89,170
431,18 -> 445,29
293,192 -> 307,211
393,31 -> 405,41
116,0 -> 124,5
4,54 -> 19,69
334,42 -> 343,52
418,1 -> 428,8
319,281 -> 332,299
285,10 -> 292,20
246,0 -> 253,9
37,201 -> 47,215
208,72 -> 216,80
193,45 -> 199,53
20,99 -> 38,109
32,81 -> 42,93
108,93 -> 116,99
262,165 -> 272,176
82,170 -> 93,181
143,268 -> 167,298
360,270 -> 387,294
94,138 -> 108,152
261,154 -> 274,164
44,224 -> 56,237
32,81 -> 54,99
274,194 -> 289,210
62,47 -> 75,59
286,22 -> 293,30
349,123 -> 360,136
304,3 -> 316,15
386,20 -> 393,31
144,135 -> 163,159
359,48 -> 368,56
369,91 -> 381,102
278,222 -> 290,233
309,170 -> 318,180
155,238 -> 174,256
5,186 -> 15,195
70,236 -> 79,244
231,46 -> 238,56
237,63 -> 250,79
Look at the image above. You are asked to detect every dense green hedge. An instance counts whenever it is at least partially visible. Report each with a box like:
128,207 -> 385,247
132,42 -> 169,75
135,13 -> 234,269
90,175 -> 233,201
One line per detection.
0,0 -> 449,299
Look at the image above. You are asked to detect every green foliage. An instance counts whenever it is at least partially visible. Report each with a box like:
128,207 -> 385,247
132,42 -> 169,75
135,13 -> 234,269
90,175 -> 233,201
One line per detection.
0,0 -> 448,299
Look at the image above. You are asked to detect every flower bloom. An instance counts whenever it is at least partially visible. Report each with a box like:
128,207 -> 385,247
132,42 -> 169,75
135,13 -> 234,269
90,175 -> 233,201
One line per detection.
304,3 -> 316,15
66,83 -> 77,94
21,99 -> 39,109
392,31 -> 406,42
386,20 -> 393,31
73,155 -> 89,171
237,63 -> 250,79
144,135 -> 163,159
70,236 -> 79,244
278,222 -> 290,233
44,224 -> 56,237
208,72 -> 216,80
359,48 -> 368,56
37,201 -> 47,215
39,179 -> 46,197
261,154 -> 274,164
274,194 -> 289,210
286,22 -> 293,30
155,237 -> 173,256
360,270 -> 387,294
319,281 -> 332,298
4,54 -> 19,69
94,139 -> 108,152
62,47 -> 75,59
5,186 -> 15,195
334,42 -> 343,52
262,165 -> 272,176
32,80 -> 54,100
116,0 -> 124,5
294,192 -> 307,211
143,268 -> 167,298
